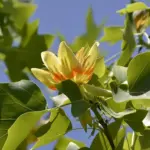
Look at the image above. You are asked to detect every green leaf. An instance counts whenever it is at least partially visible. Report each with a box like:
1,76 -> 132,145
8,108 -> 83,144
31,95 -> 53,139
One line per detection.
81,84 -> 112,98
31,108 -> 72,149
117,15 -> 136,66
117,2 -> 149,15
90,131 -> 111,150
113,88 -> 150,109
94,56 -> 106,78
108,119 -> 122,140
124,110 -> 147,133
57,80 -> 89,117
0,80 -> 46,149
138,130 -> 150,149
5,20 -> 54,81
123,132 -> 132,150
79,109 -> 93,132
100,26 -> 123,44
54,136 -> 85,150
112,66 -> 127,83
51,94 -> 70,107
11,2 -> 37,29
128,52 -> 150,95
108,121 -> 125,150
2,110 -> 47,150
106,98 -> 127,112
70,7 -> 105,52
102,104 -> 136,118
142,110 -> 150,127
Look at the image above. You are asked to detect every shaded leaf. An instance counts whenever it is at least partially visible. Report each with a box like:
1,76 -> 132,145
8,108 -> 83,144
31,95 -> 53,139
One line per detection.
117,15 -> 136,66
57,80 -> 89,117
0,80 -> 46,148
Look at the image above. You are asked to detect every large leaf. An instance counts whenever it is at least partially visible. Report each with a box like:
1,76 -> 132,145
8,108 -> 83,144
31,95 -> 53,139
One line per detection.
128,52 -> 150,95
32,108 -> 72,149
100,26 -> 123,44
54,136 -> 85,150
124,110 -> 147,133
57,80 -> 89,117
0,80 -> 46,149
117,2 -> 149,15
2,110 -> 47,150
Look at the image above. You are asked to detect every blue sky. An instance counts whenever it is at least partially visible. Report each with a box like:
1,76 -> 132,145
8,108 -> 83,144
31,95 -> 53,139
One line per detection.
0,0 -> 150,149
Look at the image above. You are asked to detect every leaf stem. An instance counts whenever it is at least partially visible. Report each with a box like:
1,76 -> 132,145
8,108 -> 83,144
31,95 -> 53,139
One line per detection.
91,105 -> 115,150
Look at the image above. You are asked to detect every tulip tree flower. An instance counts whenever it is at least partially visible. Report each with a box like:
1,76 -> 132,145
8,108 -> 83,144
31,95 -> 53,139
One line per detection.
31,41 -> 99,90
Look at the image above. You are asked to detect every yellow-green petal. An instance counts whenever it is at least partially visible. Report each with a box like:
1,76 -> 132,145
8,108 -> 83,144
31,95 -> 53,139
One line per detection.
41,51 -> 62,74
58,41 -> 82,77
31,68 -> 56,88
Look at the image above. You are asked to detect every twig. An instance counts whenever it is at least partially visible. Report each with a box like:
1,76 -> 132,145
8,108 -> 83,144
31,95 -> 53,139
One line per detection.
91,105 -> 115,150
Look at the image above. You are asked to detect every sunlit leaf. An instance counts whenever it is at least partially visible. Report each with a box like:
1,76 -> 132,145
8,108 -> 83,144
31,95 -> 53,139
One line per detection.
2,110 -> 47,150
90,131 -> 111,150
142,110 -> 150,127
32,108 -> 72,149
54,136 -> 85,150
117,2 -> 149,15
100,26 -> 123,44
94,56 -> 106,78
128,52 -> 150,95
51,94 -> 70,107
112,65 -> 127,83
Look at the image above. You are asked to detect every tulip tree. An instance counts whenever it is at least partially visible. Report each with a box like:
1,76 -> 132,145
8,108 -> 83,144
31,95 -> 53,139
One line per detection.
1,0 -> 150,150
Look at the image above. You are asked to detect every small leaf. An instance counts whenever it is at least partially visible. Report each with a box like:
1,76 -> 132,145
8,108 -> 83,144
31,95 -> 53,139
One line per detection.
54,136 -> 85,150
90,131 -> 111,150
142,110 -> 150,127
51,94 -> 70,107
117,2 -> 149,15
79,109 -> 93,132
94,56 -> 106,78
66,142 -> 80,150
112,65 -> 127,83
100,26 -> 123,44
117,15 -> 136,66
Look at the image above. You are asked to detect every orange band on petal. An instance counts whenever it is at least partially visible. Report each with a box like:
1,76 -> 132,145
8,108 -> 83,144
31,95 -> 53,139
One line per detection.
83,67 -> 94,75
49,86 -> 57,90
53,73 -> 67,82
